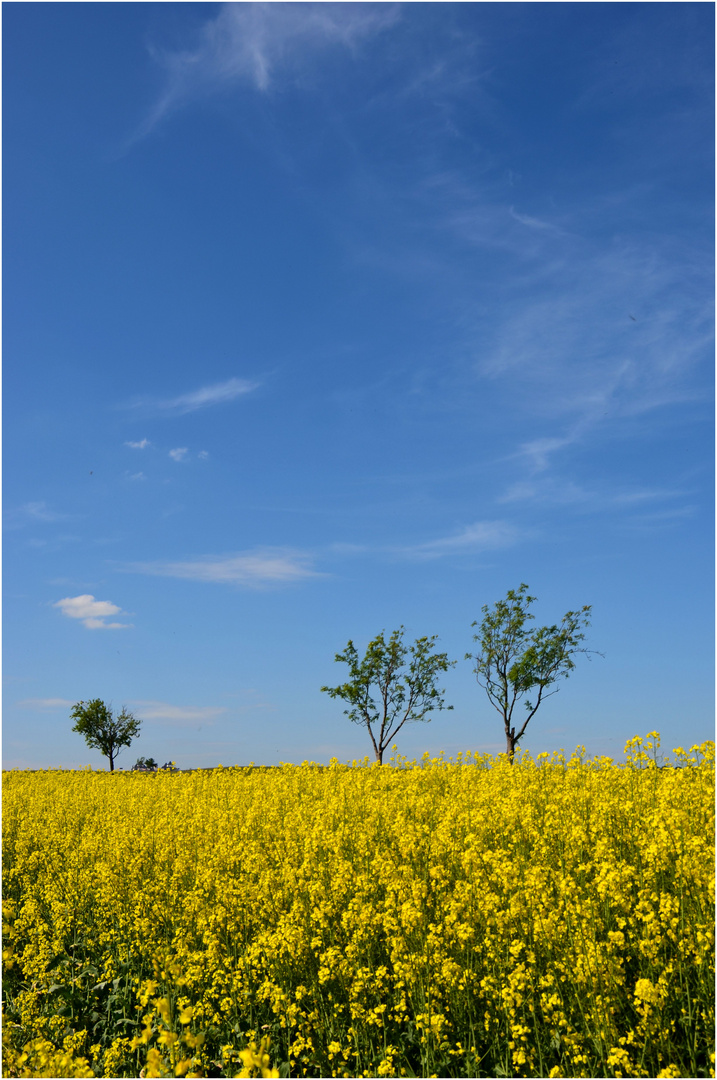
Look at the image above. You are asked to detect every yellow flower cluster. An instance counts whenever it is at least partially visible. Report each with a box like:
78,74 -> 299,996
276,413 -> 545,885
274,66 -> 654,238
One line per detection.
2,733 -> 714,1078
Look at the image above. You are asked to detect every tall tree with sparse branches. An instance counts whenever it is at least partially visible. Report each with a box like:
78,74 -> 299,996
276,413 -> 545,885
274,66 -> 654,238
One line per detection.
71,699 -> 140,771
467,584 -> 597,761
321,627 -> 455,764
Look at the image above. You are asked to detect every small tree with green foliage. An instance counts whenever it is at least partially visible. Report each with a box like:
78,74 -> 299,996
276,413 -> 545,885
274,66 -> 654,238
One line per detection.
321,627 -> 455,764
133,756 -> 158,771
71,699 -> 140,771
467,584 -> 596,761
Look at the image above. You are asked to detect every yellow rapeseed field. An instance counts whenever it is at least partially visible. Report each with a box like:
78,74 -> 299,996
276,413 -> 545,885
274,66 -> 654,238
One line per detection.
2,733 -> 714,1079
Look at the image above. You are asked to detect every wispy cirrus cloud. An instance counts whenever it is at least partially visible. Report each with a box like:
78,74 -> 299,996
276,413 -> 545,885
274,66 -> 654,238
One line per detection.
397,520 -> 518,560
125,438 -> 150,449
22,501 -> 68,522
498,478 -> 591,506
126,548 -> 322,588
509,206 -> 565,233
5,501 -> 71,529
450,232 -> 713,499
124,524 -> 517,587
475,240 -> 712,423
130,377 -> 259,417
513,435 -> 578,475
53,594 -> 132,630
168,447 -> 189,462
377,144 -> 711,441
498,477 -> 690,513
137,2 -> 399,138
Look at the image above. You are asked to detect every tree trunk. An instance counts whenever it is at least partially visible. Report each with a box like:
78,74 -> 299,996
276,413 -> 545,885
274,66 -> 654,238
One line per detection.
376,747 -> 384,765
109,754 -> 115,772
506,729 -> 517,764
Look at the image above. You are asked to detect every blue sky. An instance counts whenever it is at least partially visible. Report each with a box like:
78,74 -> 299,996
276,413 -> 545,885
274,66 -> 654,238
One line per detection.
4,2 -> 713,770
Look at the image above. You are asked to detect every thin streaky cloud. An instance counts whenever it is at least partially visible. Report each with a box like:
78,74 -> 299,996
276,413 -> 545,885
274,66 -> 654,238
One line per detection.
16,698 -> 75,709
141,377 -> 260,416
5,501 -> 71,529
498,478 -> 689,511
23,501 -> 67,522
126,548 -> 322,588
126,438 -> 150,449
126,525 -> 519,580
612,489 -> 687,505
129,701 -> 227,725
398,520 -> 518,561
327,541 -> 369,555
621,506 -> 697,525
515,435 -> 577,474
504,383 -> 631,475
509,206 -> 564,233
28,535 -> 82,551
498,479 -> 590,506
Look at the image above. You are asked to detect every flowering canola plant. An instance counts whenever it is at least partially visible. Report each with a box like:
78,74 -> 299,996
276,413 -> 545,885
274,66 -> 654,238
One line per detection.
2,733 -> 714,1078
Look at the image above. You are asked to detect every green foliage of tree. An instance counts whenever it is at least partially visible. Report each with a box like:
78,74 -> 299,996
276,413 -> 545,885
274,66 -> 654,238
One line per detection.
321,627 -> 455,764
70,699 -> 140,771
467,584 -> 596,761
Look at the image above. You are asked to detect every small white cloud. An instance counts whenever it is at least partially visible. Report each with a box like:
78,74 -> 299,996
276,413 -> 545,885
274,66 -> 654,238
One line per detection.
198,450 -> 209,460
169,448 -> 189,462
126,438 -> 150,449
127,548 -> 321,588
55,594 -> 121,619
53,594 -> 132,630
